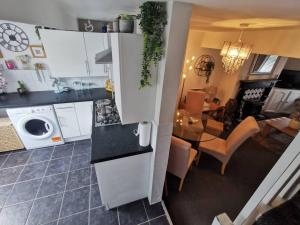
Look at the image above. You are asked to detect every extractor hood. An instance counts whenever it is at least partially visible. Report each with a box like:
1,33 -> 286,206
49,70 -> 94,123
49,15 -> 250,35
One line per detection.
95,48 -> 112,64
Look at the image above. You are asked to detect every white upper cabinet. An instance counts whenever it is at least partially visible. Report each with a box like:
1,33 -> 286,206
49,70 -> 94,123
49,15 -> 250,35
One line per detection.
111,33 -> 156,124
40,29 -> 88,78
83,32 -> 109,77
40,29 -> 109,78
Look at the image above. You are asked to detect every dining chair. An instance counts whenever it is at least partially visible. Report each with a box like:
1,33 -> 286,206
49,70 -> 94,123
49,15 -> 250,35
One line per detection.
167,136 -> 198,191
198,116 -> 260,175
185,90 -> 206,115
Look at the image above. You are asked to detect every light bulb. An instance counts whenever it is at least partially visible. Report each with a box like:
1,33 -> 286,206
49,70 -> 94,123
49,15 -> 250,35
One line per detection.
189,66 -> 193,70
186,59 -> 190,64
191,56 -> 195,60
183,74 -> 186,79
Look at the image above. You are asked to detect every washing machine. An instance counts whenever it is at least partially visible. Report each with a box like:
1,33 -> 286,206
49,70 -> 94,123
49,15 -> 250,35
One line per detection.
6,105 -> 64,149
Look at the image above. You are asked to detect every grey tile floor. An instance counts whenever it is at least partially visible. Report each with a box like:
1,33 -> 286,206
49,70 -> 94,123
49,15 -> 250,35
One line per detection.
0,140 -> 170,225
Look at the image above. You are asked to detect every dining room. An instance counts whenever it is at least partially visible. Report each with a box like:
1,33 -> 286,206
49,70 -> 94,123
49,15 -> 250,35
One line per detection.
163,27 -> 300,225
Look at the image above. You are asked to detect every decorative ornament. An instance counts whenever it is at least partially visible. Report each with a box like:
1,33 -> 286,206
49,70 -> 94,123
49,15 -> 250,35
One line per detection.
0,23 -> 29,52
194,55 -> 215,83
220,23 -> 252,73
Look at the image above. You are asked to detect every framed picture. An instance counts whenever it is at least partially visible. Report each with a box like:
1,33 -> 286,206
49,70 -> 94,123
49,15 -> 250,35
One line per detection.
0,50 -> 3,58
29,45 -> 46,58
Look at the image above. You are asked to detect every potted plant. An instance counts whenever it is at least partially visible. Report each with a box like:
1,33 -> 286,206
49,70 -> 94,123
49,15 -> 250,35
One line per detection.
119,14 -> 134,33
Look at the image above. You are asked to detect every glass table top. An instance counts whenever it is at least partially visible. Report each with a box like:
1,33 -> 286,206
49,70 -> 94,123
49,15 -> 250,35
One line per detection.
173,109 -> 204,142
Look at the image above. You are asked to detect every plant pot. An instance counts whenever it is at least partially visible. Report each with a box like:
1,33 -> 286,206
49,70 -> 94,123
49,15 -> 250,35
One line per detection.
119,20 -> 134,33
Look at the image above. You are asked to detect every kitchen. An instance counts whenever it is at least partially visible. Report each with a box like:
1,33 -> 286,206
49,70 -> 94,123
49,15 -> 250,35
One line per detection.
0,1 -> 192,225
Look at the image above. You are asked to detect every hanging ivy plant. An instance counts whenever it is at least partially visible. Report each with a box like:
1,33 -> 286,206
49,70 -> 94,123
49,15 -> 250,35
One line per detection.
138,2 -> 167,88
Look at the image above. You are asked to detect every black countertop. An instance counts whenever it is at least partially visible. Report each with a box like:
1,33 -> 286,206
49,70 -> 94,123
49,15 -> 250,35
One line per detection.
0,88 -> 111,108
91,100 -> 153,163
0,88 -> 152,163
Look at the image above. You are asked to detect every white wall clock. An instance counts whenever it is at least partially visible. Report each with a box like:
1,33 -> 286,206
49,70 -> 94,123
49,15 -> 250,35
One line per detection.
0,23 -> 29,52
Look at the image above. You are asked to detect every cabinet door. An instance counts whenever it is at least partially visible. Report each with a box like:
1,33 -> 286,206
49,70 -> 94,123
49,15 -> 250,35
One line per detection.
84,32 -> 109,77
263,89 -> 288,112
40,29 -> 88,77
279,91 -> 300,113
74,101 -> 93,136
54,103 -> 81,138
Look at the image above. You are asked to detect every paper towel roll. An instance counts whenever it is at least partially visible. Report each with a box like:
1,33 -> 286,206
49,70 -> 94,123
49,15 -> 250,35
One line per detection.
138,122 -> 151,147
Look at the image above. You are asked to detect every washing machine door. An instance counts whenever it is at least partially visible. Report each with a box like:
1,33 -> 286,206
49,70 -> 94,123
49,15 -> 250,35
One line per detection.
17,115 -> 54,140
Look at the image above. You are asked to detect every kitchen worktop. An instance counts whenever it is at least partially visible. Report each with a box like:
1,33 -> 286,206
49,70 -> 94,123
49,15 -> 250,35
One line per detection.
91,123 -> 153,163
0,88 -> 111,108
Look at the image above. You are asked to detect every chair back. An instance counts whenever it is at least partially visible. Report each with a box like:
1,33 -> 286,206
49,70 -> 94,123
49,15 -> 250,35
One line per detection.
167,136 -> 191,179
226,116 -> 260,156
185,90 -> 206,115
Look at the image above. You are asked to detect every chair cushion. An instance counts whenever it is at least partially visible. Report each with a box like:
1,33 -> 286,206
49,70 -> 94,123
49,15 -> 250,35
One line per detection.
199,132 -> 227,155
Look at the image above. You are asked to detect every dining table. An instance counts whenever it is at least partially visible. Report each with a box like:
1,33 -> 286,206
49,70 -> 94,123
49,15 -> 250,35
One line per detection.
172,109 -> 212,149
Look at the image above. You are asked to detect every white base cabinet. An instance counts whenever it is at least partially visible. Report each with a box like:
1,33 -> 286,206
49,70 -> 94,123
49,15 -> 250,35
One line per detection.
94,152 -> 151,209
111,33 -> 157,124
263,88 -> 300,113
54,101 -> 93,141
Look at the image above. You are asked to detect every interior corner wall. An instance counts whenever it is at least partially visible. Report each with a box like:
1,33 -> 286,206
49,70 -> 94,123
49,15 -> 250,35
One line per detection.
148,1 -> 192,204
0,0 -> 77,30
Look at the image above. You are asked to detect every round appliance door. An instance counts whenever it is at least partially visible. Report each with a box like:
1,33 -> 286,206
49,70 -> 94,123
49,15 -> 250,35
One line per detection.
17,115 -> 54,140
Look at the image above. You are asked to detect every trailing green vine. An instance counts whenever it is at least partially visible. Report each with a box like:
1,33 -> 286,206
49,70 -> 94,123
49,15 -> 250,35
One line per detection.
138,2 -> 167,88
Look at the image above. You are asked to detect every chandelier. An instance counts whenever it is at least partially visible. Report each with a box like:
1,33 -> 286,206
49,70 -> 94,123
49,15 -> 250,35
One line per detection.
220,24 -> 252,73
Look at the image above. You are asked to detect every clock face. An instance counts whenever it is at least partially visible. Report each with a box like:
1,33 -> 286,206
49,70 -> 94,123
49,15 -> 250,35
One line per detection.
0,23 -> 29,52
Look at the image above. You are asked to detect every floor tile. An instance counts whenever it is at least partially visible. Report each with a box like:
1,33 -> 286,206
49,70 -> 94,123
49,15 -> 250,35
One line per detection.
28,147 -> 53,163
0,201 -> 33,225
58,210 -> 88,225
0,154 -> 9,168
52,144 -> 74,159
46,157 -> 71,176
60,186 -> 89,217
18,161 -> 48,182
66,168 -> 90,190
38,173 -> 67,197
2,151 -> 31,168
91,166 -> 98,184
89,207 -> 118,225
143,199 -> 165,220
90,184 -> 102,208
70,154 -> 91,171
26,193 -> 63,225
0,185 -> 13,208
5,179 -> 42,206
149,215 -> 169,225
118,200 -> 148,225
0,166 -> 24,186
73,140 -> 91,156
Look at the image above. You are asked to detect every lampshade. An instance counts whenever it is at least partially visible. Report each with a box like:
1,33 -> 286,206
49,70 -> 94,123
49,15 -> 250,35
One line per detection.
220,40 -> 252,73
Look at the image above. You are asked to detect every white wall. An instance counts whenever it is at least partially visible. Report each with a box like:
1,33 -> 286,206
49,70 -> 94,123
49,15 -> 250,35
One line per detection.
191,28 -> 300,59
0,20 -> 105,93
0,0 -> 77,30
179,29 -> 292,105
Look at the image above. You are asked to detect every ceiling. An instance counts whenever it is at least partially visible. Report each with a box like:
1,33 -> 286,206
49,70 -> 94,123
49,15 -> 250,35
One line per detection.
56,0 -> 300,31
